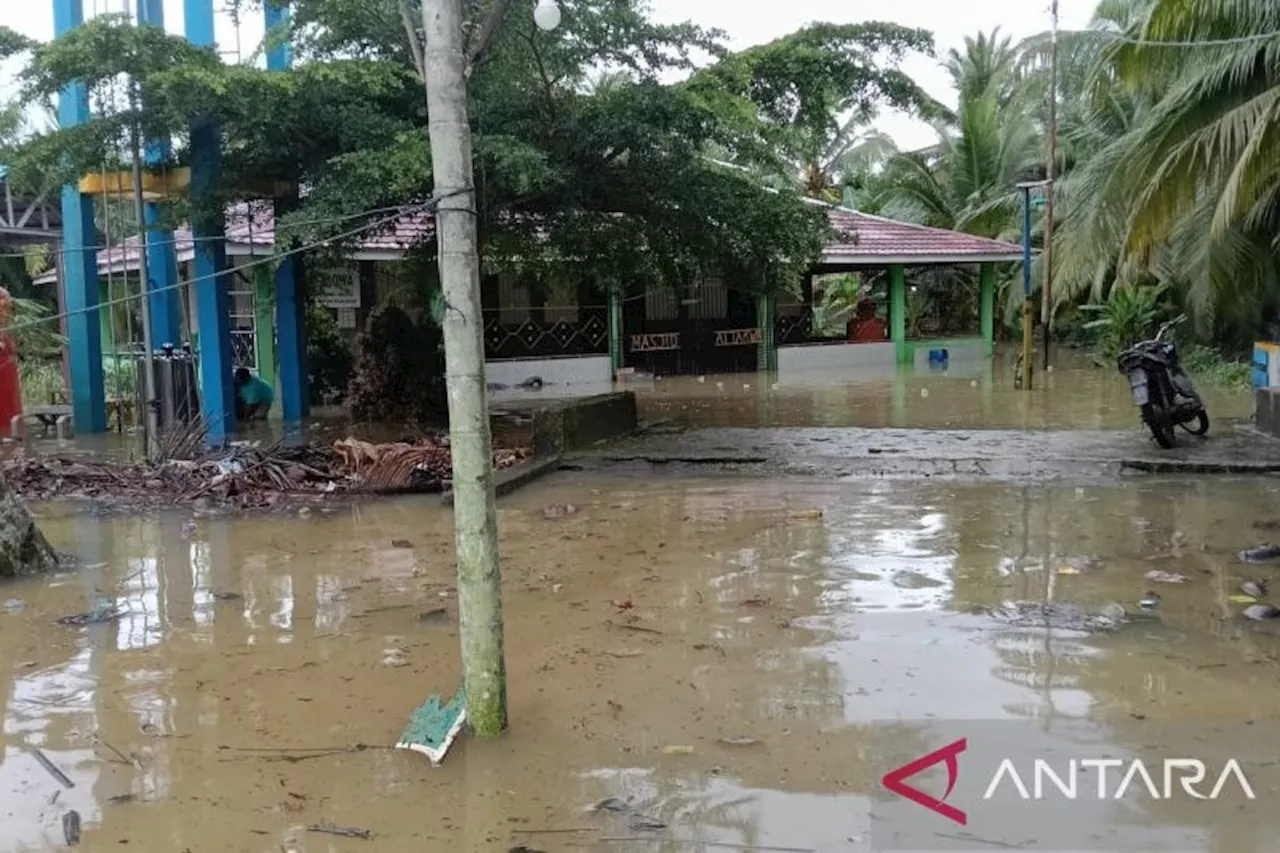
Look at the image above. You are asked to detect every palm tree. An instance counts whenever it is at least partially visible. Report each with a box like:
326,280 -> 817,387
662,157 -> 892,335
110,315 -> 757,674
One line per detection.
860,31 -> 1040,241
1049,0 -> 1280,349
945,27 -> 1023,111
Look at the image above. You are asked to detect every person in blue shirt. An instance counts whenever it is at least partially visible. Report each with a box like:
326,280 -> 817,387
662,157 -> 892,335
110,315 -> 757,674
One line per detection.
234,367 -> 274,421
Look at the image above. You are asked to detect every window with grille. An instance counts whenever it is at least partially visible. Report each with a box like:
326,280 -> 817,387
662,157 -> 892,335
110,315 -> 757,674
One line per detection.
229,272 -> 258,370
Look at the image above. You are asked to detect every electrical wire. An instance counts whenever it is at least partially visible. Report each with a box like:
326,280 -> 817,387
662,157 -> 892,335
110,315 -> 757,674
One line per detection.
0,203 -> 434,262
1061,26 -> 1280,48
1,192 -> 468,338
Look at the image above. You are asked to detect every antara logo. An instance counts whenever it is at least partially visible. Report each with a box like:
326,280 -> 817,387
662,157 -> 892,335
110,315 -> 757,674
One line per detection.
881,738 -> 968,825
983,758 -> 1256,801
882,738 -> 1256,826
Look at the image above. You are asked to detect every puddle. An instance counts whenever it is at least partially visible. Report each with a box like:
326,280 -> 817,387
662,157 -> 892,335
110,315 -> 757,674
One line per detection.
2,474 -> 1280,850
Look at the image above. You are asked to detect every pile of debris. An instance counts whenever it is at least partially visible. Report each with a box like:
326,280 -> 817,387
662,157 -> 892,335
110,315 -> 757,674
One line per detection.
0,437 -> 531,511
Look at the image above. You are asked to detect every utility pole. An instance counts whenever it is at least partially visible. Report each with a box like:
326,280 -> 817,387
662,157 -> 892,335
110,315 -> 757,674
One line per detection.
1040,0 -> 1059,371
129,86 -> 160,461
421,0 -> 508,736
1019,183 -> 1035,390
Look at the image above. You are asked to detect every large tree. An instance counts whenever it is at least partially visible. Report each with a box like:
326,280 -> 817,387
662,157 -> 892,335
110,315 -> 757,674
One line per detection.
12,1 -> 876,301
689,22 -> 938,200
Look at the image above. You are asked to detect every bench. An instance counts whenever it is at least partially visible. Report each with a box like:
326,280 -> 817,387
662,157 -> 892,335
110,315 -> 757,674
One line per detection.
12,405 -> 74,441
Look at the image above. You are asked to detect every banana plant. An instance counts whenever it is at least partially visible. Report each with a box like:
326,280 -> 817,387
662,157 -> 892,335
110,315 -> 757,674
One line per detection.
1080,282 -> 1170,364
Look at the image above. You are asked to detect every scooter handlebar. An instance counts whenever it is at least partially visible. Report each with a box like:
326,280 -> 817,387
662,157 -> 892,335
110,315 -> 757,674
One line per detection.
1155,314 -> 1187,341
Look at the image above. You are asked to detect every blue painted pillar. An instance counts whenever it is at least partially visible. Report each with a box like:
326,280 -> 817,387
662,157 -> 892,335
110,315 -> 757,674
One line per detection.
54,0 -> 106,433
266,2 -> 307,420
136,0 -> 182,347
185,0 -> 235,440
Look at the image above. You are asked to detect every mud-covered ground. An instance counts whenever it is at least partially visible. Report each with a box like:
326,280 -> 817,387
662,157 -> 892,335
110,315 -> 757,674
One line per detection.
5,472 -> 1280,851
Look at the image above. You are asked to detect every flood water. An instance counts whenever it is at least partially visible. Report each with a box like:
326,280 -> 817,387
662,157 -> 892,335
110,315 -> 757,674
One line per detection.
631,349 -> 1254,430
5,471 -> 1280,851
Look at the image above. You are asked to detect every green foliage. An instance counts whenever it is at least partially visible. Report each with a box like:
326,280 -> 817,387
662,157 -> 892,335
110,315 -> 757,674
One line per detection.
346,304 -> 445,425
0,26 -> 36,60
12,298 -> 67,360
1180,345 -> 1252,391
304,304 -> 355,406
859,31 -> 1039,246
12,3 -> 948,303
1080,282 -> 1171,363
1047,0 -> 1280,352
810,273 -> 866,336
102,357 -> 137,402
691,22 -> 938,199
19,359 -> 65,408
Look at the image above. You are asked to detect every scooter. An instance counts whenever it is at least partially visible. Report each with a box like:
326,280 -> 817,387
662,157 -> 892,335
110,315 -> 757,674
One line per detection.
1117,315 -> 1209,448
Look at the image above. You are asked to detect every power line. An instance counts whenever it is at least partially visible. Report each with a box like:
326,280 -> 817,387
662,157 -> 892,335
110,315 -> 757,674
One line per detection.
0,203 -> 431,262
1061,26 -> 1280,49
0,192 -> 465,337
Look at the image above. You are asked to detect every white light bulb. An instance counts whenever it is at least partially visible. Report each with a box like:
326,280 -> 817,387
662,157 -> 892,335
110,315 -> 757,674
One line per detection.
533,0 -> 561,31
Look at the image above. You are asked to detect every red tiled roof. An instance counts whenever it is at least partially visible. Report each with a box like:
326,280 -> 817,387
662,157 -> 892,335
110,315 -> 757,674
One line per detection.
821,207 -> 1025,264
34,202 -> 1023,284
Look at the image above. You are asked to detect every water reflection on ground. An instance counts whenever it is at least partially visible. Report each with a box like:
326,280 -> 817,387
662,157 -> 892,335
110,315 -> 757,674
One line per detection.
633,349 -> 1254,430
3,474 -> 1280,850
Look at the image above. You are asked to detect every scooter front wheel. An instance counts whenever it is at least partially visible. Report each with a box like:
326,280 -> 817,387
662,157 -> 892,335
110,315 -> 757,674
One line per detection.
1141,403 -> 1177,448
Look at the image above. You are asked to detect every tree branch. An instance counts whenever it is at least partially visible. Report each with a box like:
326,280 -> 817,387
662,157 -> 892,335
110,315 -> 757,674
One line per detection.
466,0 -> 512,75
399,0 -> 426,82
520,27 -> 558,119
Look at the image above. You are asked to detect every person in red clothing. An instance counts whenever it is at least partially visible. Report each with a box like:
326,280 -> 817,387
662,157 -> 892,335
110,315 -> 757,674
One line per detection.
0,288 -> 21,435
847,298 -> 887,342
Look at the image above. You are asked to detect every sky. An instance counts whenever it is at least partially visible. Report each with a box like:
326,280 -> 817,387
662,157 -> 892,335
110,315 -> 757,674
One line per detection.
1,0 -> 1099,148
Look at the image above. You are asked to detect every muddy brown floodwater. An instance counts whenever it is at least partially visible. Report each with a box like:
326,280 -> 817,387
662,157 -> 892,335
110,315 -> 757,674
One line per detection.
629,350 -> 1254,429
4,471 -> 1280,851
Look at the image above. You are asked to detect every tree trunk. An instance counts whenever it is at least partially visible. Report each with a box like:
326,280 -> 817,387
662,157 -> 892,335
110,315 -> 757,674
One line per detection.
422,0 -> 508,736
0,474 -> 58,578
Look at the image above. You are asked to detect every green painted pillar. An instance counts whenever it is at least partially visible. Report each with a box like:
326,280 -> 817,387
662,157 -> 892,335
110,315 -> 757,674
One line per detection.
979,262 -> 995,357
253,266 -> 276,387
756,293 -> 776,372
890,264 -> 907,364
891,372 -> 907,426
607,285 -> 623,376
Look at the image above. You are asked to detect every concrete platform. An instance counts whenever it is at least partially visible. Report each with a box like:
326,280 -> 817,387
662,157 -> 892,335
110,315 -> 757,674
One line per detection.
568,421 -> 1280,481
492,391 -> 638,456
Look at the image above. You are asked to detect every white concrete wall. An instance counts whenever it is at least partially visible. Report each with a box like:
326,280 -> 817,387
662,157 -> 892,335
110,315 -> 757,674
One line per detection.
778,342 -> 896,373
485,354 -> 613,387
